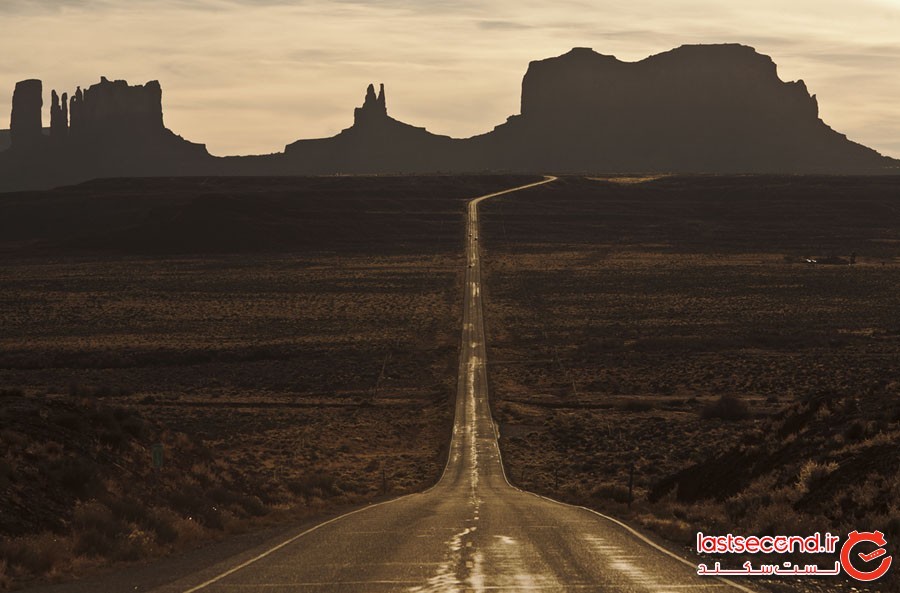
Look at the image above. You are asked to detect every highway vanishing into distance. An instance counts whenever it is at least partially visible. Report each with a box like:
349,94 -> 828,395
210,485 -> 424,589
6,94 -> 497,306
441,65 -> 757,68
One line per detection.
145,177 -> 756,593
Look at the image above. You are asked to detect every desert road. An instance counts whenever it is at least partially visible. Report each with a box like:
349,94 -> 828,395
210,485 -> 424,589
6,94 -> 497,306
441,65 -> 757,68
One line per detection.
148,176 -> 755,593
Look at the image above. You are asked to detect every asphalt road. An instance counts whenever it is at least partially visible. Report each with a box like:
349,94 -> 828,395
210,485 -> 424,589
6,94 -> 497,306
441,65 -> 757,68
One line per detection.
151,176 -> 755,593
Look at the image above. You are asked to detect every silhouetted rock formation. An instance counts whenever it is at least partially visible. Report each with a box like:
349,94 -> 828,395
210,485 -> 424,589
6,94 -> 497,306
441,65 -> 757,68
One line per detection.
50,90 -> 68,144
1,45 -> 897,191
283,45 -> 896,176
69,87 -> 84,137
477,44 -> 891,173
284,83 -> 458,173
0,77 -> 212,191
354,83 -> 387,126
79,77 -> 164,135
10,80 -> 44,152
62,77 -> 196,162
0,128 -> 48,152
61,93 -> 69,146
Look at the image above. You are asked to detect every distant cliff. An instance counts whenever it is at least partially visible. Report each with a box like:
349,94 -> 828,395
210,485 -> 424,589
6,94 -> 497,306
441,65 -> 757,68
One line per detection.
0,77 -> 211,191
284,44 -> 896,175
478,44 -> 892,172
1,45 -> 897,191
0,128 -> 48,152
282,82 -> 459,174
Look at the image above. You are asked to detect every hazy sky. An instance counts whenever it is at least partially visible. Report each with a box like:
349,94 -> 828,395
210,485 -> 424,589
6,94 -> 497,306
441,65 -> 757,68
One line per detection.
2,0 -> 898,157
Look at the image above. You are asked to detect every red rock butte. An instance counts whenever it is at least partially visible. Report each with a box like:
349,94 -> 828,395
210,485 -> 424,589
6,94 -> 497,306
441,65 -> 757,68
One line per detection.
1,44 -> 898,191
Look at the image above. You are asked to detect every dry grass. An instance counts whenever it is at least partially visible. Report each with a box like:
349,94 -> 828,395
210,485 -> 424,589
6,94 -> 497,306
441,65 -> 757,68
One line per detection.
0,175 -> 545,590
480,176 -> 900,592
0,253 -> 461,589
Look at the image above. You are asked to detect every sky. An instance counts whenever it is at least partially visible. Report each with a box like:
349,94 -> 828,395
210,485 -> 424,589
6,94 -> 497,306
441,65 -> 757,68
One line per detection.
1,0 -> 898,158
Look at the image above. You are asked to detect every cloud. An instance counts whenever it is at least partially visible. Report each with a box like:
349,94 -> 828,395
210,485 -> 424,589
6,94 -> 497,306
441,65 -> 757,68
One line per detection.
478,20 -> 533,30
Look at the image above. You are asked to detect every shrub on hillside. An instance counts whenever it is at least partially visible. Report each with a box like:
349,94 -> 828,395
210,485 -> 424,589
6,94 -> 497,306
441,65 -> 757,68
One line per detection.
701,394 -> 750,421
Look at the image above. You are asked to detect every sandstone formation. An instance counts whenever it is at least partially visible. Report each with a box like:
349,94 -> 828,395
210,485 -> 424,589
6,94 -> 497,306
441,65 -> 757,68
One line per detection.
1,45 -> 898,191
354,83 -> 387,126
61,93 -> 69,139
79,77 -> 164,134
285,45 -> 896,175
50,90 -> 68,143
285,83 -> 457,173
69,87 -> 84,137
0,77 -> 211,191
481,44 -> 886,172
9,79 -> 43,151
